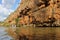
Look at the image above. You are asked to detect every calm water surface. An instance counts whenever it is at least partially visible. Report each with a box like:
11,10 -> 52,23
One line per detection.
0,27 -> 14,40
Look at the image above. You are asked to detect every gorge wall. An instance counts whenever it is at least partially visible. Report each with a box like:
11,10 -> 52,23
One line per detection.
5,0 -> 60,27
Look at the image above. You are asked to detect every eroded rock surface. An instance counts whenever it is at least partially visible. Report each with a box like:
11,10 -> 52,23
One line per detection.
5,0 -> 60,27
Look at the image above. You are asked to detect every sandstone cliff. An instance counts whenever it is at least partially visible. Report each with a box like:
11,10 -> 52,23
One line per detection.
5,0 -> 60,27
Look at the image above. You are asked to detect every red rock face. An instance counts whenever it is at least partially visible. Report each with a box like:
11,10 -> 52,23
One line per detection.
5,0 -> 60,26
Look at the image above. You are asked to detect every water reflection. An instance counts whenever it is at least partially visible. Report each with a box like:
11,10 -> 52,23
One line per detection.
0,27 -> 14,40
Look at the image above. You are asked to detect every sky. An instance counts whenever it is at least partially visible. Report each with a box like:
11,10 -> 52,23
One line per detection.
0,0 -> 21,21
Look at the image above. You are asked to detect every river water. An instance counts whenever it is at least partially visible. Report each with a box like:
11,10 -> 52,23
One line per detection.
0,27 -> 14,40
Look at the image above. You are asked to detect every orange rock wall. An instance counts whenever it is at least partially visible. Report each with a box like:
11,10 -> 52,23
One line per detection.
5,0 -> 60,25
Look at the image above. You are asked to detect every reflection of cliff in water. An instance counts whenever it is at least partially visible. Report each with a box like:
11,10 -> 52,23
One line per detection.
19,34 -> 56,40
18,27 -> 57,40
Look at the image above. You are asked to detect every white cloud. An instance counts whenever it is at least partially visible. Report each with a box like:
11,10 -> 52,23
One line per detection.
0,5 -> 13,14
2,0 -> 16,9
0,0 -> 17,21
0,16 -> 6,21
0,4 -> 14,21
